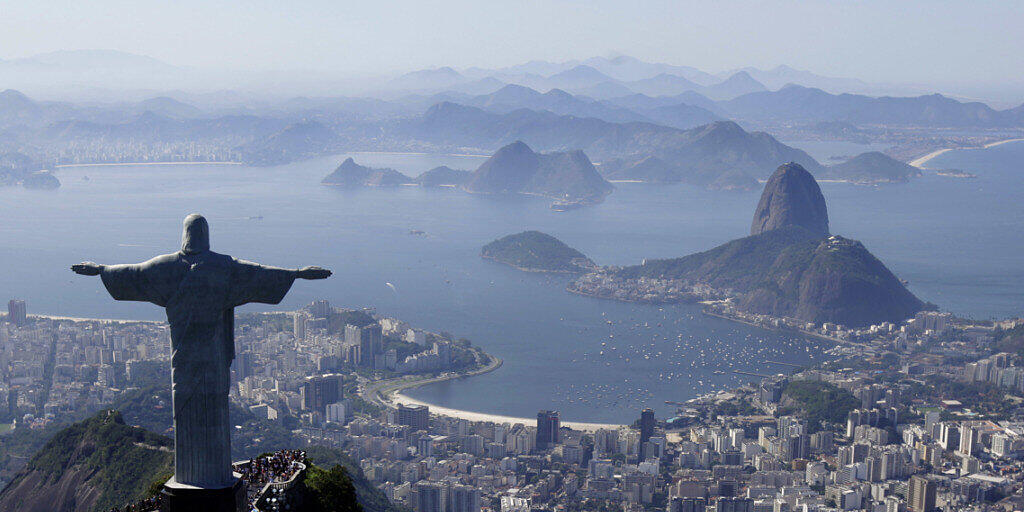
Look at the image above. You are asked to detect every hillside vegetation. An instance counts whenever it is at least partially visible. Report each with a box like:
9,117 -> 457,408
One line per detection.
482,231 -> 597,273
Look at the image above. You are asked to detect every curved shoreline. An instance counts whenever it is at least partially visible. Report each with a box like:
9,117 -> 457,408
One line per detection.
369,353 -> 626,431
390,392 -> 626,432
54,161 -> 242,168
909,137 -> 1024,169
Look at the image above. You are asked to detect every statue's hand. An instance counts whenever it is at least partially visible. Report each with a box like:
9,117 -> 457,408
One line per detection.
297,266 -> 332,280
71,262 -> 104,276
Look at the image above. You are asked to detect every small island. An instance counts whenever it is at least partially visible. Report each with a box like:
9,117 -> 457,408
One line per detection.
819,151 -> 922,184
934,169 -> 977,179
481,231 -> 597,273
21,170 -> 61,190
321,158 -> 414,187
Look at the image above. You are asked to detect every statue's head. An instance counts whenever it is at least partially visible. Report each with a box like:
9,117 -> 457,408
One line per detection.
181,214 -> 210,255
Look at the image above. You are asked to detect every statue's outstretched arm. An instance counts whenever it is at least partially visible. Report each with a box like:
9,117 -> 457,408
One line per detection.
295,266 -> 332,280
71,262 -> 104,276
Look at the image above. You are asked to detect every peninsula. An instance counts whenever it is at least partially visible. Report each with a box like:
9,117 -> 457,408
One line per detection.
569,163 -> 925,327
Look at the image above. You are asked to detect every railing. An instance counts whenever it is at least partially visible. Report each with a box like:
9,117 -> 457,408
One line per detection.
239,450 -> 307,512
110,450 -> 307,512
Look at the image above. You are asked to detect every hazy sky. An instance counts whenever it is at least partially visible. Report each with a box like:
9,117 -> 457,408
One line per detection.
1,0 -> 1022,87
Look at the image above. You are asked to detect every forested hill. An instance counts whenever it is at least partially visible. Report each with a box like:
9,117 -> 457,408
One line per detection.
0,409 -> 401,512
482,230 -> 597,273
0,410 -> 172,512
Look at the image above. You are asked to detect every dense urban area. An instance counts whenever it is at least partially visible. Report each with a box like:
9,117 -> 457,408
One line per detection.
1,294 -> 1022,512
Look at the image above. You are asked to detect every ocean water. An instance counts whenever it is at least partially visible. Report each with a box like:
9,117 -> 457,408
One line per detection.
0,142 -> 1021,423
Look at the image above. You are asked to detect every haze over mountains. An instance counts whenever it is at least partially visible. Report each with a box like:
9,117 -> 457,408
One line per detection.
2,52 -> 1023,195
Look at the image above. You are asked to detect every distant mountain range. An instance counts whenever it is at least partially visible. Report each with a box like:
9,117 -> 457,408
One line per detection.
0,61 -> 1021,187
720,84 -> 1021,127
407,55 -> 904,99
394,63 -> 770,101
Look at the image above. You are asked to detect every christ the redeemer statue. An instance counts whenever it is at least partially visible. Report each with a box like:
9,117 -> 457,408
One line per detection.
72,214 -> 330,504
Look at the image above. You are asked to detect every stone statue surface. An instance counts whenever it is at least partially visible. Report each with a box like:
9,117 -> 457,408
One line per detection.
72,214 -> 330,489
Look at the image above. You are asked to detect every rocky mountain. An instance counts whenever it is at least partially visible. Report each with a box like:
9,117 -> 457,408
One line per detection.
702,71 -> 767,100
751,163 -> 829,236
600,122 -> 823,190
722,85 -> 1020,127
547,65 -> 616,90
626,73 -> 705,97
321,158 -> 414,187
413,104 -> 822,190
580,55 -> 719,85
389,66 -> 467,91
134,96 -> 203,119
0,410 -> 173,512
573,166 -> 924,327
822,151 -> 922,183
738,231 -> 925,326
482,231 -> 597,273
237,120 -> 341,165
462,84 -> 649,123
464,141 -> 613,203
415,165 -> 470,187
624,71 -> 766,101
727,65 -> 873,93
635,102 -> 723,130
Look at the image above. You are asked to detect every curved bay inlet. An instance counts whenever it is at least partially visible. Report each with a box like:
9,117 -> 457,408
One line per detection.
0,142 -> 1022,423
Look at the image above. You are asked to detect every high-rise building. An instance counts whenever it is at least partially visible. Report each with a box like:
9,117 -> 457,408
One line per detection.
346,323 -> 383,368
300,374 -> 342,413
398,404 -> 430,431
536,410 -> 560,450
449,485 -> 481,512
6,300 -> 26,326
716,497 -> 753,512
669,497 -> 707,512
959,423 -> 978,456
310,299 -> 332,319
293,312 -> 308,339
414,482 -> 444,512
909,476 -> 936,512
759,378 -> 786,404
326,402 -> 347,424
233,351 -> 254,379
639,408 -> 655,459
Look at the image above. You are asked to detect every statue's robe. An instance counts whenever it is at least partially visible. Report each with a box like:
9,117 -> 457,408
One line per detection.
100,250 -> 294,488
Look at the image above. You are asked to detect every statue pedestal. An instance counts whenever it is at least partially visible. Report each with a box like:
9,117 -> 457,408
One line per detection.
161,474 -> 246,512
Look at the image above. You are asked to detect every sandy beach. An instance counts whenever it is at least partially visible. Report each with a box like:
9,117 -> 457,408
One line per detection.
909,148 -> 953,169
389,391 -> 626,432
983,138 -> 1024,149
54,161 -> 243,168
910,137 -> 1024,169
